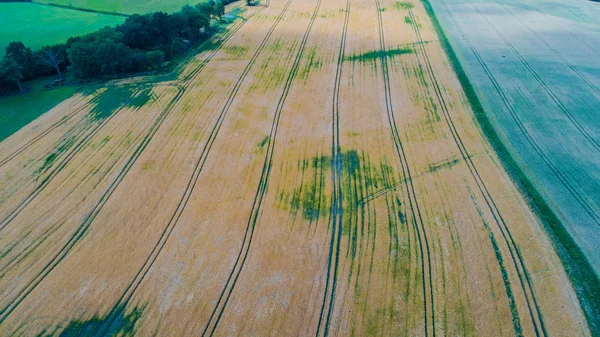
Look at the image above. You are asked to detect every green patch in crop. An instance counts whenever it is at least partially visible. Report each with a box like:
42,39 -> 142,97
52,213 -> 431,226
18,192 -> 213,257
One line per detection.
38,305 -> 143,337
345,47 -> 413,63
277,150 -> 403,237
299,46 -> 322,81
319,9 -> 338,18
267,39 -> 284,53
427,156 -> 461,173
224,45 -> 249,58
394,1 -> 414,10
404,15 -> 421,27
36,134 -> 77,177
258,135 -> 270,149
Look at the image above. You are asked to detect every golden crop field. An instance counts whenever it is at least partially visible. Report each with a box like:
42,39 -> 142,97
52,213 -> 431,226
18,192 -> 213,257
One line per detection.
0,0 -> 592,336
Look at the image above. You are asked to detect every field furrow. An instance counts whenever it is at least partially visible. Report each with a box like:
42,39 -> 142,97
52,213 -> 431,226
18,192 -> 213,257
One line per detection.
0,0 -> 595,335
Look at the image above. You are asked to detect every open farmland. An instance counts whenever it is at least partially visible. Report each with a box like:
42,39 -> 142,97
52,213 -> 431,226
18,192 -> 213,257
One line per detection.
34,0 -> 202,14
0,0 -> 594,336
0,3 -> 125,54
425,0 -> 600,314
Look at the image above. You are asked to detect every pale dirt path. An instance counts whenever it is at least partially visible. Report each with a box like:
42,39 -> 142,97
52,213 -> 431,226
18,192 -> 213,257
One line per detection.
0,0 -> 591,336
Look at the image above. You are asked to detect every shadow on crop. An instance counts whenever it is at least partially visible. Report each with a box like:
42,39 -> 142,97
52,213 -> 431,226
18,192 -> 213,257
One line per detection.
88,86 -> 153,120
37,305 -> 143,337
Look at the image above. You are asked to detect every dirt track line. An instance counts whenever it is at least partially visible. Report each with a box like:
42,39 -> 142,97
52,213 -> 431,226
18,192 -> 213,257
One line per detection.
375,1 -> 435,336
0,97 -> 130,233
467,0 -> 600,153
0,90 -> 171,277
435,1 -> 600,228
314,0 -> 349,335
437,0 -> 600,224
0,3 -> 262,327
0,99 -> 91,170
201,0 -> 324,334
407,2 -> 548,335
52,2 -> 295,335
499,4 -> 600,97
0,85 -> 185,325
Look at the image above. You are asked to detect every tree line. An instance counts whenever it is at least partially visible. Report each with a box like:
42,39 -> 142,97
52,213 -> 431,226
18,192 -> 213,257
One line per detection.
0,0 -> 237,95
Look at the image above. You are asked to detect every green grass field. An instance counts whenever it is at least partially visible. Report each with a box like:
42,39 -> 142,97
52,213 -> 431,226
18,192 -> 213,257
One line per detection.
35,0 -> 201,14
0,3 -> 125,54
0,85 -> 77,142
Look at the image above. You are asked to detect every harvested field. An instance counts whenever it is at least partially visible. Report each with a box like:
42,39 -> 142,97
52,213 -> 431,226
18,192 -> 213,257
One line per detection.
0,0 -> 593,336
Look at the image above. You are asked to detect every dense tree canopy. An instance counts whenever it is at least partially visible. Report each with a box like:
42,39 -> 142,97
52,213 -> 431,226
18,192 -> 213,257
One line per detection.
0,0 -> 235,95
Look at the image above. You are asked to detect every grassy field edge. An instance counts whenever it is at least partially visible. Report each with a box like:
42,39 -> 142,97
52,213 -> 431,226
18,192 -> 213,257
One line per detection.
32,2 -> 130,17
419,0 -> 600,334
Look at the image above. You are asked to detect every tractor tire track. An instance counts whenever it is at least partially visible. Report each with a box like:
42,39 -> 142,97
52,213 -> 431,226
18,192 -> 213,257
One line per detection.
69,2 -> 296,335
0,99 -> 130,233
375,0 -> 435,336
0,99 -> 91,169
466,0 -> 600,153
0,3 -> 262,327
433,4 -> 600,227
406,2 -> 547,335
202,0 -> 322,334
314,0 -> 349,335
499,3 -> 600,97
0,89 -> 171,277
0,84 -> 185,325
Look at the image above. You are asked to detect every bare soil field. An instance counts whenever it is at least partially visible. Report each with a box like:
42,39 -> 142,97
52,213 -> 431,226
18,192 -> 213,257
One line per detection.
0,0 -> 592,336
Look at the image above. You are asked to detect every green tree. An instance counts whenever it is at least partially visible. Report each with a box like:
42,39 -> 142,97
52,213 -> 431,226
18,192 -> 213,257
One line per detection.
67,41 -> 100,78
145,50 -> 165,70
96,40 -> 133,77
5,41 -> 34,79
37,45 -> 67,79
0,56 -> 24,92
215,2 -> 225,20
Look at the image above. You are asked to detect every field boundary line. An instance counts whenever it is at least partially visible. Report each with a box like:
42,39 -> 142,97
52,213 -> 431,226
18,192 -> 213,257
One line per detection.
404,2 -> 550,335
420,0 -> 600,333
31,1 -> 130,17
